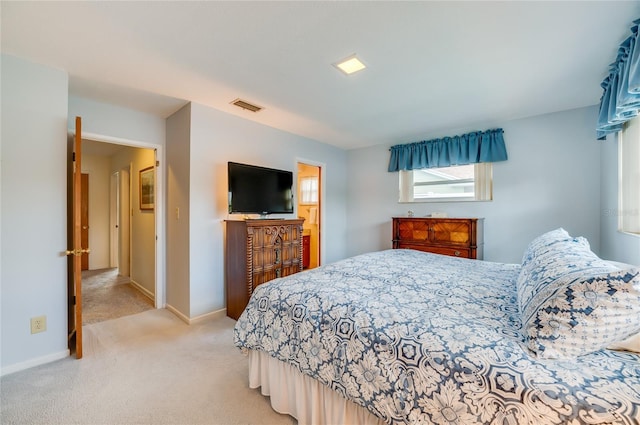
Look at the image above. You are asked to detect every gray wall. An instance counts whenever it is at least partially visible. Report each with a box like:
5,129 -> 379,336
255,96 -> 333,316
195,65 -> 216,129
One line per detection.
68,96 -> 166,145
165,103 -> 192,317
164,102 -> 348,320
347,106 -> 605,264
1,55 -> 69,372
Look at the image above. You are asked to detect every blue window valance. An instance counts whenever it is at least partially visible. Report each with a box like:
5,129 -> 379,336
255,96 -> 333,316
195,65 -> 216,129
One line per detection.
388,128 -> 507,172
597,18 -> 640,140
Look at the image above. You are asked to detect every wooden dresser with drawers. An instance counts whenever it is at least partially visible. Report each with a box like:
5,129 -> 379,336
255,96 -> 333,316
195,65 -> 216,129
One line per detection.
392,217 -> 484,260
225,219 -> 304,320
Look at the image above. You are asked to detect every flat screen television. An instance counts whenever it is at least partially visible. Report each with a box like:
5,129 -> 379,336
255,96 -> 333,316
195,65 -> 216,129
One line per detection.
228,162 -> 294,215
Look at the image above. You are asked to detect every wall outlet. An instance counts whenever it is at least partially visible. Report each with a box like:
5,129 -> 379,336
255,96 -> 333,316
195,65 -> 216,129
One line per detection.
30,316 -> 47,334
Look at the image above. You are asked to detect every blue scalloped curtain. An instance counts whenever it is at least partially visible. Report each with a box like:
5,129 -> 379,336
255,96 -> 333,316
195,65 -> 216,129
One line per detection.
388,128 -> 507,172
597,18 -> 640,140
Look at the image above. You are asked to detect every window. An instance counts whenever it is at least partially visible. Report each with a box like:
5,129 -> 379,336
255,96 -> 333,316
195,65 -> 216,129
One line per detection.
299,176 -> 318,204
399,163 -> 493,202
619,116 -> 640,235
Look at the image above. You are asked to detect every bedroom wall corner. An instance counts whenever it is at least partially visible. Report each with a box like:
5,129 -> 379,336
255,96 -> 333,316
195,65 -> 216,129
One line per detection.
165,103 -> 192,318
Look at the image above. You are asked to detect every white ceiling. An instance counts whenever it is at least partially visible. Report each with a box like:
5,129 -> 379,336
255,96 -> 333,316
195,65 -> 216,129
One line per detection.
2,1 -> 638,150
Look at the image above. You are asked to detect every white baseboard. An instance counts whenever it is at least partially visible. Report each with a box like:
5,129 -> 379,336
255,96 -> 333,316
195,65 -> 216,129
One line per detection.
189,308 -> 227,324
1,349 -> 69,377
129,279 -> 155,301
165,304 -> 190,324
164,304 -> 227,325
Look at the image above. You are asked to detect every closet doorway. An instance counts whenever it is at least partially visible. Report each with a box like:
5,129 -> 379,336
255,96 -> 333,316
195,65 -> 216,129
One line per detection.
297,162 -> 322,269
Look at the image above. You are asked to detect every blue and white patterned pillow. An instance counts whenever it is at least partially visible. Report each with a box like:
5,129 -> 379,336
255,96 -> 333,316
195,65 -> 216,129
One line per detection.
519,228 -> 572,265
517,229 -> 640,358
517,228 -> 597,314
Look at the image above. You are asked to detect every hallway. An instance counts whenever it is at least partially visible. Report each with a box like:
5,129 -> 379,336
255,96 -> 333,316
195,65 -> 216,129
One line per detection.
82,268 -> 154,325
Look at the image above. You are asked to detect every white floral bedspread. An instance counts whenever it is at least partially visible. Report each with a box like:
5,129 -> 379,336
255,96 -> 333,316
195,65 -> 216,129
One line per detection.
234,249 -> 640,424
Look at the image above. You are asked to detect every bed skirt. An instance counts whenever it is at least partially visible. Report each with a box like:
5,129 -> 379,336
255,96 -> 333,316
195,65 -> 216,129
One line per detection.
248,349 -> 386,425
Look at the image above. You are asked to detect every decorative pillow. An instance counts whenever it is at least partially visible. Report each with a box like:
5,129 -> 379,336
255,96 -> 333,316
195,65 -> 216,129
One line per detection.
516,229 -> 602,316
519,228 -> 572,266
523,267 -> 640,358
606,262 -> 640,354
517,229 -> 640,358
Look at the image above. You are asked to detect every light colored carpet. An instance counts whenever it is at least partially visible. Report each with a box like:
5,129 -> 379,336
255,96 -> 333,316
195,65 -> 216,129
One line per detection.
0,309 -> 296,425
82,268 -> 154,325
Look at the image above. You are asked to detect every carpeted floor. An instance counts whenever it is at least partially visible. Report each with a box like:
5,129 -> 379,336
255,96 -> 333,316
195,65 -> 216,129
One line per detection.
82,268 -> 154,325
0,309 -> 297,425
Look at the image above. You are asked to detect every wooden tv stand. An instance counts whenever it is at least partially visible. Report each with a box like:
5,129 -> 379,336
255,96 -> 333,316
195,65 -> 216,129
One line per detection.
225,218 -> 304,320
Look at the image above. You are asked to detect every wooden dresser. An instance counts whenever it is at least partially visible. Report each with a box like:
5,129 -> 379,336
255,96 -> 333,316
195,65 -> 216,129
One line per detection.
392,217 -> 484,260
225,219 -> 304,320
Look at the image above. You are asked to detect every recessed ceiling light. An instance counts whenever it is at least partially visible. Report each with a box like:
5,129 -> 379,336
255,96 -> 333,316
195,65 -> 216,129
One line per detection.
334,55 -> 366,75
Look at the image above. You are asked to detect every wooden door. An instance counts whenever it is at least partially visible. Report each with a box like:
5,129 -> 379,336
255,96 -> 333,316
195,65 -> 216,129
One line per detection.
296,162 -> 322,269
81,173 -> 89,270
67,117 -> 85,359
316,166 -> 322,267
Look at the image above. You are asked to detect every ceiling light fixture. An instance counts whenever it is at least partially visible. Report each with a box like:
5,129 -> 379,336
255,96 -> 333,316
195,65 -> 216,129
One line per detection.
334,54 -> 366,75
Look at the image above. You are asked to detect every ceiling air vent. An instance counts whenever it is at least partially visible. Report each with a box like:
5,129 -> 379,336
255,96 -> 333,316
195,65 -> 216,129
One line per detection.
231,98 -> 263,113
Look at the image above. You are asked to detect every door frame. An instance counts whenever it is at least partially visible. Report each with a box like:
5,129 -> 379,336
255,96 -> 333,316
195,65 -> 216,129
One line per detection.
109,171 -> 119,268
296,158 -> 325,267
81,131 -> 166,309
117,166 -> 132,277
68,118 -> 84,358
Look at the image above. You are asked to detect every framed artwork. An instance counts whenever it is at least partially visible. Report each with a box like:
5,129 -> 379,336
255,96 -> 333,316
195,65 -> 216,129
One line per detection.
139,166 -> 154,210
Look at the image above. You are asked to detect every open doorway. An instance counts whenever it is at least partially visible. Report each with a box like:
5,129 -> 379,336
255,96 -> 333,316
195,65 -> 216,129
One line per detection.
297,162 -> 322,269
80,139 -> 159,324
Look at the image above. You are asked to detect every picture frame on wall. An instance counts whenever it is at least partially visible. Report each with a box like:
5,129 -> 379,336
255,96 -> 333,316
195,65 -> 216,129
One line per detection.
139,166 -> 154,210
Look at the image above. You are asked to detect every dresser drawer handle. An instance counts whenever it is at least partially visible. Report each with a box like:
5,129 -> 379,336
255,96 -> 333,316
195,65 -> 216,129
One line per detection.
454,250 -> 461,256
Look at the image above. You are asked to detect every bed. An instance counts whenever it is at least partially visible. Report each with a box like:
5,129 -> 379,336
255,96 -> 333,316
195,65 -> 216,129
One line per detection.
234,229 -> 640,424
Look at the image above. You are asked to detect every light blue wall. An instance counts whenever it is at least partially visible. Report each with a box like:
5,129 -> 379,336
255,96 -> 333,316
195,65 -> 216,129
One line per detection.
165,103 -> 192,317
68,96 -> 165,145
1,55 -> 69,373
165,102 -> 348,319
346,106 -> 604,264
